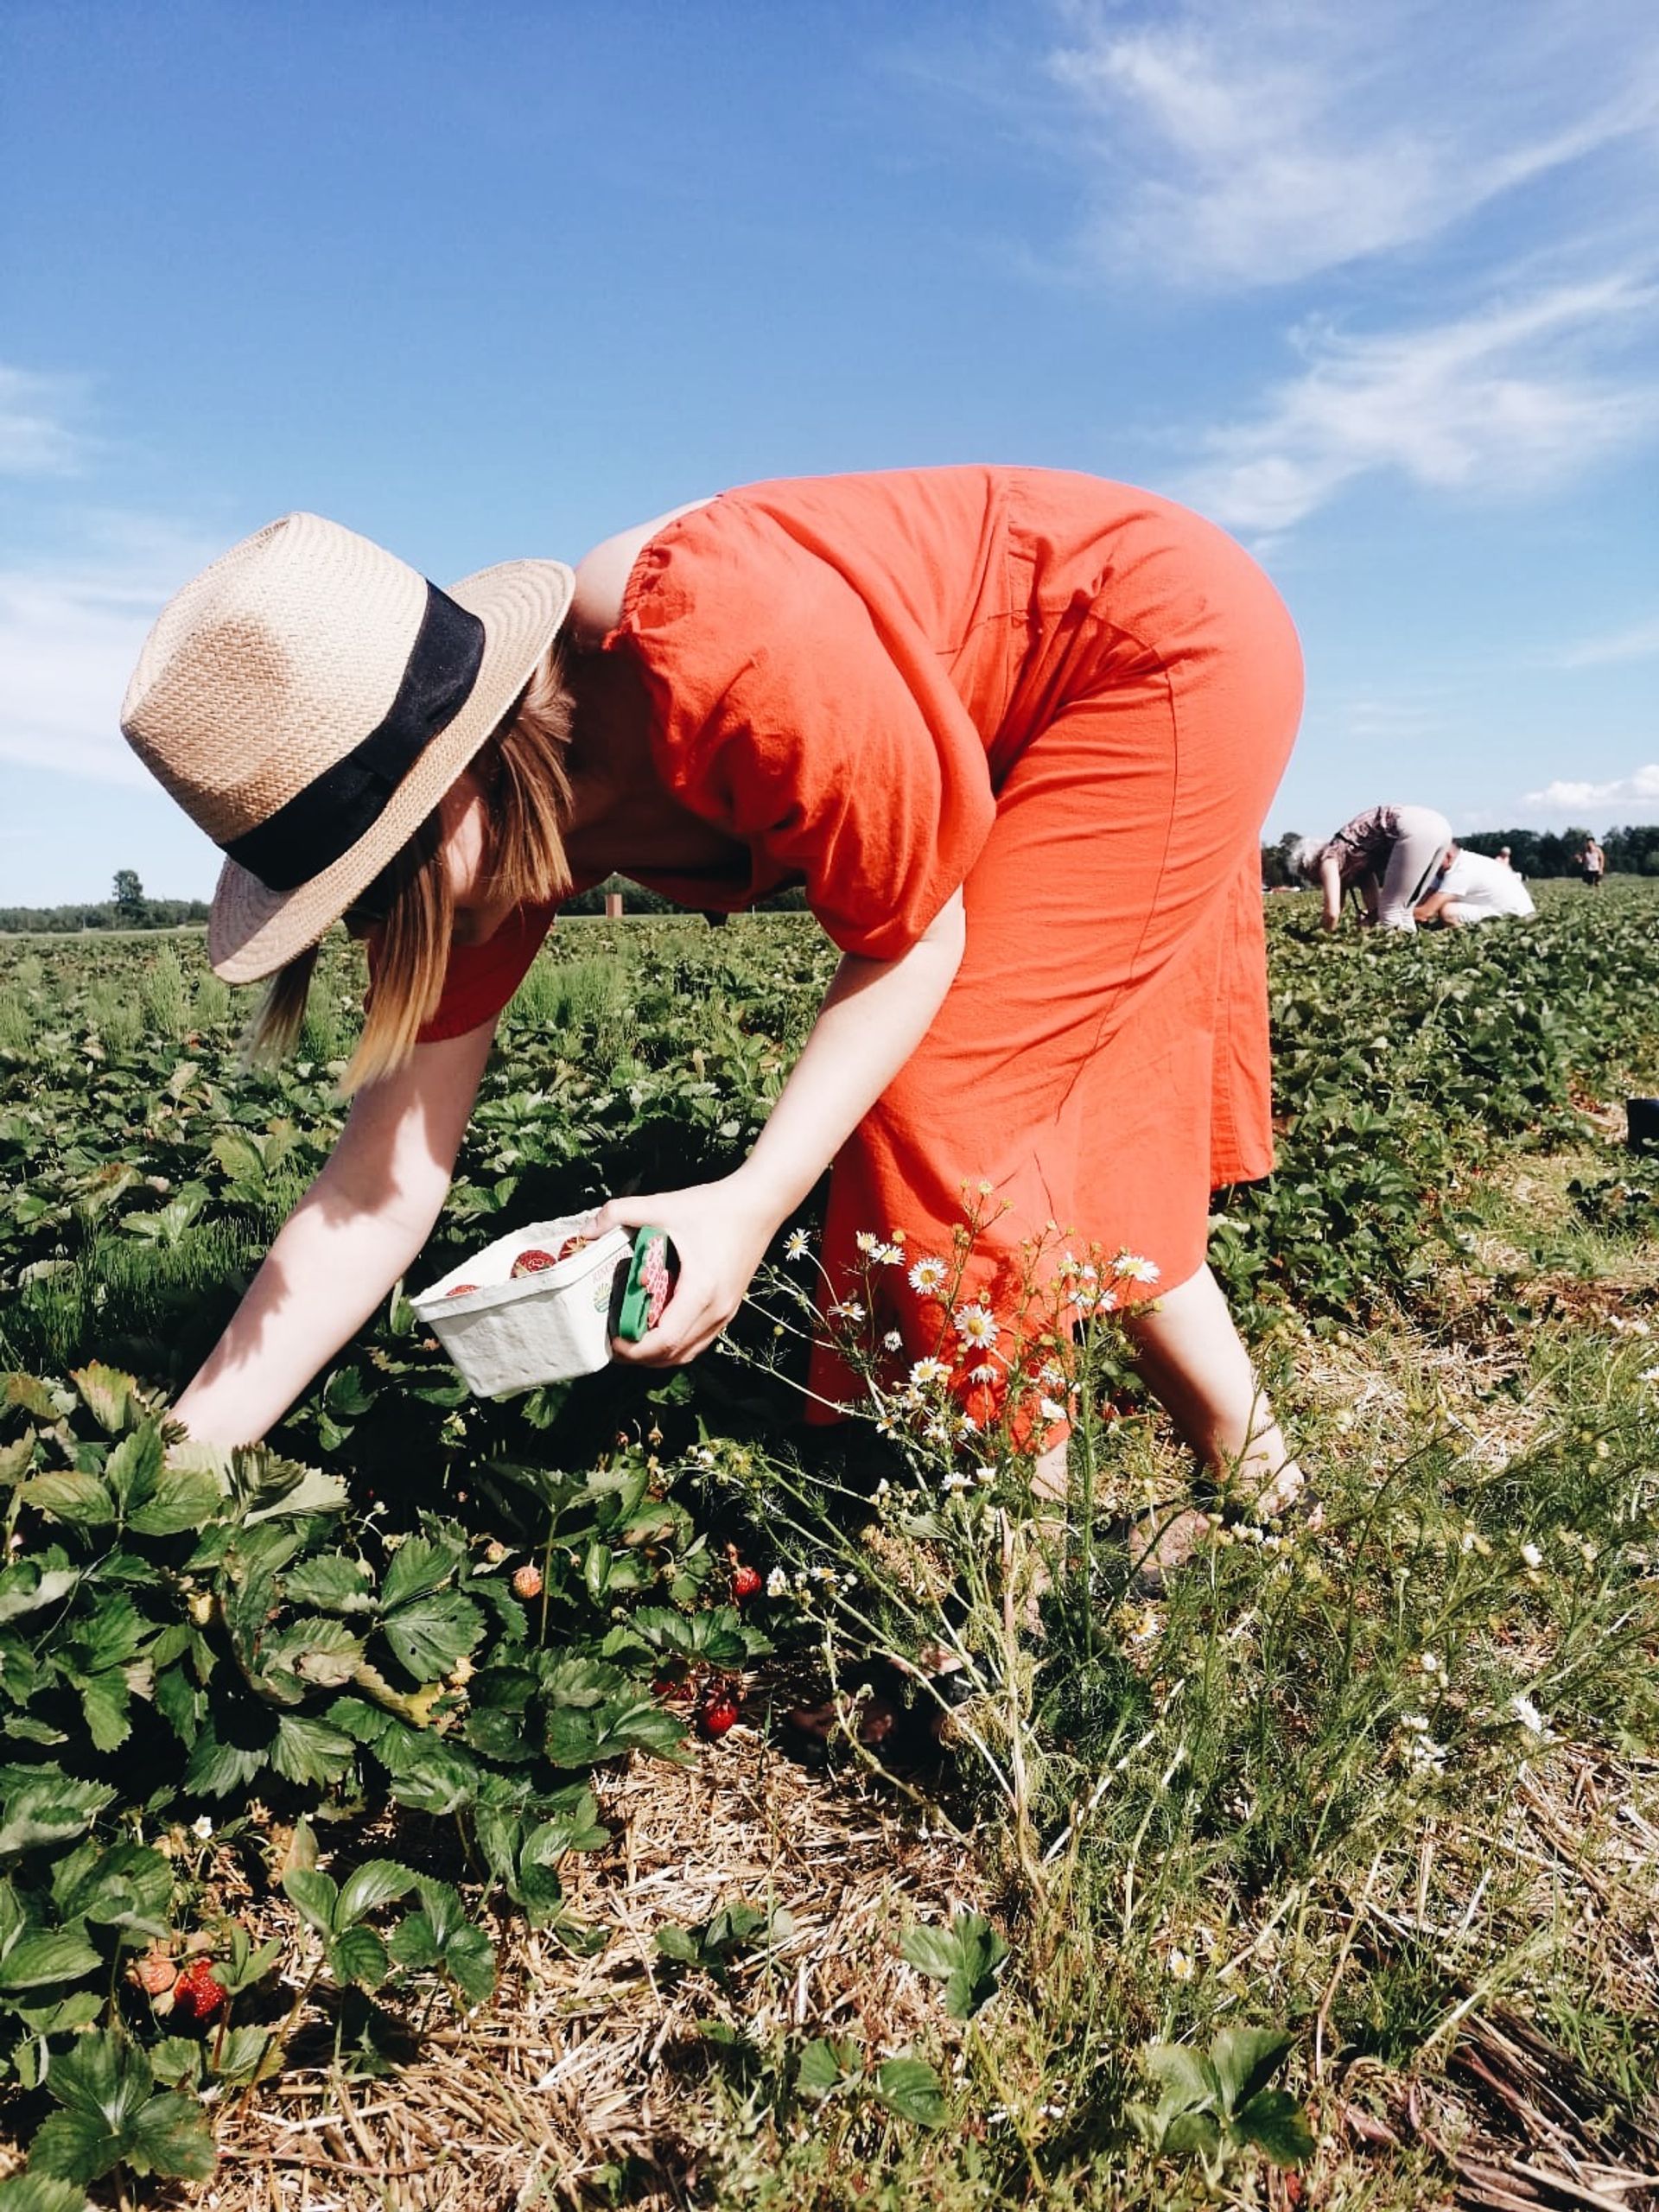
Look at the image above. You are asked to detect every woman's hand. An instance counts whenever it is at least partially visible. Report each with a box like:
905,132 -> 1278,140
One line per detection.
595,890 -> 968,1367
596,1173 -> 780,1365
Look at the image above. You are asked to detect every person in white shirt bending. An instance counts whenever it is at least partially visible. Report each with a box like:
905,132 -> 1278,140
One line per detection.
1414,844 -> 1536,927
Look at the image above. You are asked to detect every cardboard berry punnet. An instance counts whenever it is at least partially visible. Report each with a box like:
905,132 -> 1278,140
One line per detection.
410,1214 -> 674,1397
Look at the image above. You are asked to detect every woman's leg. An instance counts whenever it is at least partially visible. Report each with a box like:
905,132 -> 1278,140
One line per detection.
1122,1264 -> 1304,1513
1377,807 -> 1452,930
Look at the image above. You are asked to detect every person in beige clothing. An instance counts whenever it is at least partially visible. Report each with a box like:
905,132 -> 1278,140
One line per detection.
1294,804 -> 1452,932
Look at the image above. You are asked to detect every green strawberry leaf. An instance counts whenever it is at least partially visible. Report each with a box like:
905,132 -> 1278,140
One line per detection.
873,2056 -> 946,2128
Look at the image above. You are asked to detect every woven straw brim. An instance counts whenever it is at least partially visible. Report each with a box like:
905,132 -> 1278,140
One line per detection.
207,557 -> 574,983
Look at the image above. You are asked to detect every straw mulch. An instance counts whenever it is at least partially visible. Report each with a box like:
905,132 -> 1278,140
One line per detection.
188,1726 -> 990,2212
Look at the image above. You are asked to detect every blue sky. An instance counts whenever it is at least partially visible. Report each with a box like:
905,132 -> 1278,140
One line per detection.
3,0 -> 1656,906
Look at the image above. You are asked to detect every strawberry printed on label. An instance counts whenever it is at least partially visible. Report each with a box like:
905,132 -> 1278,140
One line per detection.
638,1234 -> 673,1328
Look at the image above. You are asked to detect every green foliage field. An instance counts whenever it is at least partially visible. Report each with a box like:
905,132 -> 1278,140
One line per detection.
0,882 -> 1656,2209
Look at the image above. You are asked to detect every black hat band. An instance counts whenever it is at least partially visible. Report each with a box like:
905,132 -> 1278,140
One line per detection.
223,582 -> 486,893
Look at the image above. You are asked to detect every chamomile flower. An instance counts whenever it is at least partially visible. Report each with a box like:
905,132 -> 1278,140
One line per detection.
766,1567 -> 791,1599
784,1228 -> 812,1262
1116,1252 -> 1160,1283
952,1303 -> 1000,1351
967,1362 -> 1000,1385
942,1467 -> 974,1492
882,1330 -> 905,1351
1039,1396 -> 1067,1423
909,1357 -> 951,1390
1519,1541 -> 1543,1569
907,1255 -> 950,1294
1509,1694 -> 1548,1735
855,1230 -> 880,1255
830,1299 -> 867,1325
873,1243 -> 905,1267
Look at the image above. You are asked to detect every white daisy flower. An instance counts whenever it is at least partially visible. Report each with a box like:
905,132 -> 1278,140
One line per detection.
1039,1360 -> 1067,1389
766,1567 -> 790,1598
967,1362 -> 1000,1385
830,1299 -> 867,1324
907,1255 -> 949,1294
882,1330 -> 905,1351
909,1357 -> 951,1389
1520,1541 -> 1543,1569
1039,1396 -> 1067,1423
784,1228 -> 811,1261
873,1243 -> 905,1267
942,1468 -> 973,1492
952,1303 -> 999,1350
1509,1694 -> 1547,1735
1115,1252 -> 1160,1283
855,1231 -> 879,1254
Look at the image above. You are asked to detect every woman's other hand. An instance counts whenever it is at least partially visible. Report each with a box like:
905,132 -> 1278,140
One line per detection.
596,1175 -> 779,1365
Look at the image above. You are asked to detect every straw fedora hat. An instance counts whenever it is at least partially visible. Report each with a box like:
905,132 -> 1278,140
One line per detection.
120,512 -> 575,983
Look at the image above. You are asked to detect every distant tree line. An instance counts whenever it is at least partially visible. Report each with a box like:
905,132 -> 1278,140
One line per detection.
0,871 -> 211,935
1262,823 -> 1659,887
561,874 -> 809,916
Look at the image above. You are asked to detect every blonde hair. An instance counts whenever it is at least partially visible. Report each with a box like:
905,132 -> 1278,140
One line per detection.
246,645 -> 576,1093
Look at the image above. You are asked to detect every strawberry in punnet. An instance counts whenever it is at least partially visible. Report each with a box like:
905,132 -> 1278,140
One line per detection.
169,1955 -> 227,2027
511,1234 -> 593,1279
698,1681 -> 741,1738
512,1562 -> 543,1599
510,1249 -> 558,1277
730,1561 -> 763,1604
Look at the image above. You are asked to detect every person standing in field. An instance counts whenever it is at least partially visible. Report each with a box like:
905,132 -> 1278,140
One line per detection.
1576,835 -> 1606,889
118,468 -> 1307,1549
1294,804 -> 1453,932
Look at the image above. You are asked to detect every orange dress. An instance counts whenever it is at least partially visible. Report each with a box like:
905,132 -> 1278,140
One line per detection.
414,468 -> 1303,1422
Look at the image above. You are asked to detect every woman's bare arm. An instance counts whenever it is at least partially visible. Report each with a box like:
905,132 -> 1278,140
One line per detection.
600,889 -> 967,1363
171,1018 -> 499,1446
1319,854 -> 1345,930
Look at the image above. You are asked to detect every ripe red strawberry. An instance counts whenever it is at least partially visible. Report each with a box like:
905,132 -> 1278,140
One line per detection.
730,1563 -> 763,1603
652,1671 -> 696,1702
445,1282 -> 480,1299
511,1248 -> 558,1277
169,1955 -> 226,2026
698,1682 -> 741,1738
512,1562 -> 543,1599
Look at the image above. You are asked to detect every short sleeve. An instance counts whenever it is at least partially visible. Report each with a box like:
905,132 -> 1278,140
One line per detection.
365,901 -> 558,1045
616,504 -> 997,961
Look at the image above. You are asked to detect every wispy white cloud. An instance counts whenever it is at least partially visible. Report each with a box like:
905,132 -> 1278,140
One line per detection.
1522,763 -> 1659,813
0,518 -> 217,784
1046,0 -> 1659,289
1177,272 -> 1659,531
1549,613 -> 1659,667
0,365 -> 93,476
